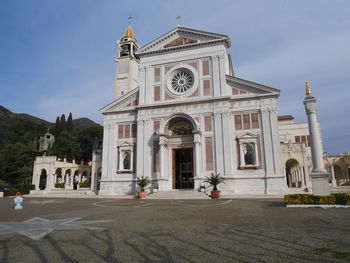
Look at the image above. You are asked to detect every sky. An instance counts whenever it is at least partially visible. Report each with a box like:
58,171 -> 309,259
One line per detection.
0,0 -> 349,154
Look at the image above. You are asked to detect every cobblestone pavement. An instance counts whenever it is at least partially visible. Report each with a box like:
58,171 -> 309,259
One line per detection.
0,197 -> 349,263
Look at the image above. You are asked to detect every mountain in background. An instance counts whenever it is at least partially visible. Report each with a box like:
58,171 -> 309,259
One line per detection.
0,106 -> 100,128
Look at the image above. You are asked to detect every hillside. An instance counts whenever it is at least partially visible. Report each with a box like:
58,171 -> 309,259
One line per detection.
0,106 -> 100,128
0,106 -> 51,126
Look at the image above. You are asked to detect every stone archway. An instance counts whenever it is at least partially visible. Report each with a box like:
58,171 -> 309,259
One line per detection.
159,114 -> 201,190
55,168 -> 63,183
39,169 -> 47,190
73,170 -> 79,190
286,159 -> 302,188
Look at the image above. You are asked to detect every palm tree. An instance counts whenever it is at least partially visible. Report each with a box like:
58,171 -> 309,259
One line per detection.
204,173 -> 224,191
136,176 -> 151,192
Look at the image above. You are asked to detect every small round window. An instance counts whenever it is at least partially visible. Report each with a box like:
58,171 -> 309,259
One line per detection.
168,68 -> 194,94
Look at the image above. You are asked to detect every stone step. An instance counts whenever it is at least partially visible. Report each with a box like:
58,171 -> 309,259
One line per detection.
331,187 -> 350,193
29,190 -> 96,197
145,190 -> 210,199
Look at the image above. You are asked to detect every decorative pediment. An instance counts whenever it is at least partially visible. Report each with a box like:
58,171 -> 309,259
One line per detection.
237,132 -> 259,140
118,141 -> 134,148
135,27 -> 230,57
100,88 -> 139,114
227,75 -> 280,97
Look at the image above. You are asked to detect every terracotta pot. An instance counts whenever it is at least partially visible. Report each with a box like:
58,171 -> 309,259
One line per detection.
211,191 -> 221,199
138,191 -> 147,198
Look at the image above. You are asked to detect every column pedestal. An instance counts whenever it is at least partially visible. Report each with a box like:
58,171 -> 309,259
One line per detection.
311,171 -> 330,195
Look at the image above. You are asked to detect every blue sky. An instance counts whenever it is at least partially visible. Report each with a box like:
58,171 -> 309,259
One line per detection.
0,0 -> 349,154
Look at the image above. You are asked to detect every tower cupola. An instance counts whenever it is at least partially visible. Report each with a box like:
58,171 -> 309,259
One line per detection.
114,24 -> 140,99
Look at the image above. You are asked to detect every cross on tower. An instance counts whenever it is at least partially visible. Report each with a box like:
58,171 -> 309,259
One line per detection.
128,16 -> 133,25
176,16 -> 181,26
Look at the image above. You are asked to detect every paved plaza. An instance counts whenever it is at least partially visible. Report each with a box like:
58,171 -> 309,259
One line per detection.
0,197 -> 349,263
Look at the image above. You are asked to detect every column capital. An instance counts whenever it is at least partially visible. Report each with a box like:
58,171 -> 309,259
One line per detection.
159,136 -> 167,146
194,133 -> 201,144
304,98 -> 317,114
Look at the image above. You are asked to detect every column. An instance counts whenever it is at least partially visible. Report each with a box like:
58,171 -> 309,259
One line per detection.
300,167 -> 305,187
159,136 -> 167,179
304,84 -> 330,195
330,164 -> 337,187
90,153 -> 96,192
194,133 -> 202,179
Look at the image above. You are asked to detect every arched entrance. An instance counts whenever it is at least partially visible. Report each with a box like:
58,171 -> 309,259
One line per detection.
55,168 -> 63,183
285,159 -> 303,188
162,115 -> 197,189
39,169 -> 47,190
73,170 -> 79,190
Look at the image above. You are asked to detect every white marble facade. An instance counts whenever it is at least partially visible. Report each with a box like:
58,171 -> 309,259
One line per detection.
98,26 -> 289,196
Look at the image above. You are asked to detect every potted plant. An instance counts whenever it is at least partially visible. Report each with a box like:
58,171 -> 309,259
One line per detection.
136,176 -> 151,198
204,173 -> 224,199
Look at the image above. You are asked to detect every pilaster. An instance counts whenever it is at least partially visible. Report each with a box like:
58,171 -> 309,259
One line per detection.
213,112 -> 224,174
211,55 -> 220,97
222,111 -> 233,176
136,119 -> 145,177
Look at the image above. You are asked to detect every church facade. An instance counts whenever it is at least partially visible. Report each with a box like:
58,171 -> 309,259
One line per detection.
99,26 -> 287,195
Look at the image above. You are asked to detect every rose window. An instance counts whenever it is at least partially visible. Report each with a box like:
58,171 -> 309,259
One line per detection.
171,71 -> 193,93
167,67 -> 195,95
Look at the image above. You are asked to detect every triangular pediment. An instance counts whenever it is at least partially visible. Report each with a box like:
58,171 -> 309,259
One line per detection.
226,75 -> 280,97
100,88 -> 139,114
136,27 -> 230,56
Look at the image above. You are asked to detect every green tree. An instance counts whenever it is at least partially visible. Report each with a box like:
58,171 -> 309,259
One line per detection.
78,126 -> 103,161
67,112 -> 74,131
60,114 -> 67,132
50,130 -> 81,160
52,116 -> 61,135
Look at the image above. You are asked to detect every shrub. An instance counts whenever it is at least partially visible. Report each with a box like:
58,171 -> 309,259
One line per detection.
284,193 -> 350,205
333,193 -> 350,205
4,190 -> 18,196
55,183 -> 65,188
15,184 -> 35,194
79,181 -> 90,188
319,195 -> 336,205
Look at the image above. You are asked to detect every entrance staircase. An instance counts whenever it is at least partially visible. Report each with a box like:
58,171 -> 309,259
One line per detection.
145,190 -> 210,199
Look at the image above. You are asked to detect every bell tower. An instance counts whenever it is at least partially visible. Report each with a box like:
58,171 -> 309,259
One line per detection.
114,24 -> 140,99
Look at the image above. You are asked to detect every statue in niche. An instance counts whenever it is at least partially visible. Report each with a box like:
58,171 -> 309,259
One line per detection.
244,144 -> 255,165
123,151 -> 131,170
